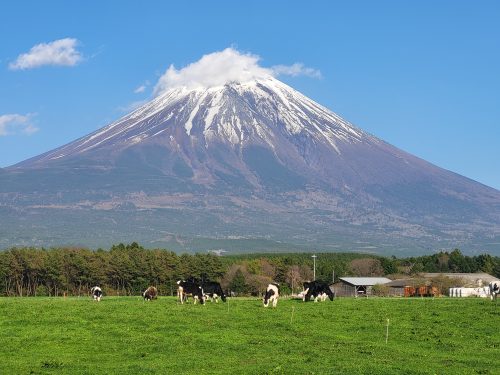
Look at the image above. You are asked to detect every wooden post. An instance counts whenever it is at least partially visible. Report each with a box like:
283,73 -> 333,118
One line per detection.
385,318 -> 390,344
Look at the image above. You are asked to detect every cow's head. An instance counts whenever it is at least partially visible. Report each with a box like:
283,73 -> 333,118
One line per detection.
263,295 -> 270,307
198,286 -> 205,305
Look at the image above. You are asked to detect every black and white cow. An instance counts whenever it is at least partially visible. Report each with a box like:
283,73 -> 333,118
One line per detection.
90,286 -> 102,302
202,281 -> 226,303
489,281 -> 499,301
263,283 -> 279,308
302,281 -> 334,302
177,280 -> 205,305
143,286 -> 158,301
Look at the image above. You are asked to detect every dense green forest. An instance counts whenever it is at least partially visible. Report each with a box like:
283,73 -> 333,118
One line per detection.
1,242 -> 499,297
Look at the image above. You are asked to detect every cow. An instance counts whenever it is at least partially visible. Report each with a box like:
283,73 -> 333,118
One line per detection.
263,283 -> 279,308
202,281 -> 226,303
90,286 -> 102,302
489,281 -> 499,301
302,280 -> 334,302
177,280 -> 205,305
142,286 -> 158,301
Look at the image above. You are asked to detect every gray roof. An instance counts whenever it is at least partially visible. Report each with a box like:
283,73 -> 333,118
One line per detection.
339,277 -> 392,286
385,279 -> 428,288
421,273 -> 499,286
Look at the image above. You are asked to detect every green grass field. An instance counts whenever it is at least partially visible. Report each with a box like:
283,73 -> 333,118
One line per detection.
0,297 -> 498,374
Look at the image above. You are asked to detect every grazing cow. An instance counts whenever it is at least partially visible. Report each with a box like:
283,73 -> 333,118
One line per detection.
263,283 -> 279,308
302,281 -> 334,302
91,286 -> 102,302
177,280 -> 205,305
143,286 -> 158,301
202,281 -> 226,303
489,281 -> 499,301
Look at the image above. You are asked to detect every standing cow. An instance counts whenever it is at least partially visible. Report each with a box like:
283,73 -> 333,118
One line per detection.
489,281 -> 499,301
302,281 -> 334,302
90,286 -> 102,302
263,283 -> 279,308
143,286 -> 158,301
177,280 -> 205,305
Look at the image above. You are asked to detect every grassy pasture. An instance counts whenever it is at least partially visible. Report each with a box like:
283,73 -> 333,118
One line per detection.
0,297 -> 498,374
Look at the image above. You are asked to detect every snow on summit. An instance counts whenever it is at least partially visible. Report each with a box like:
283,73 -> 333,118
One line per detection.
16,48 -> 366,165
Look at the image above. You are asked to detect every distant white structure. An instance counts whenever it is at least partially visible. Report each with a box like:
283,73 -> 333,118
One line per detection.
449,287 -> 490,298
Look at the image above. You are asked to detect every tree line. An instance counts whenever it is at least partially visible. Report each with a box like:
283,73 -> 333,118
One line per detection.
1,242 -> 499,297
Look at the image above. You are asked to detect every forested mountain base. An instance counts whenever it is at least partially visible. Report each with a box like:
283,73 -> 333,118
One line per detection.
1,242 -> 499,297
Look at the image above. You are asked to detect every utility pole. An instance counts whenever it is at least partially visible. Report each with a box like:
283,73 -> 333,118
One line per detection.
332,269 -> 335,284
312,254 -> 317,280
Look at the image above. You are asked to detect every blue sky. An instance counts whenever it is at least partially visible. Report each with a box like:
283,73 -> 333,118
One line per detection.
1,1 -> 499,189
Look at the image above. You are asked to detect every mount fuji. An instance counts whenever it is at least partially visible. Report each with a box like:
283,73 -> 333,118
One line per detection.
2,75 -> 500,254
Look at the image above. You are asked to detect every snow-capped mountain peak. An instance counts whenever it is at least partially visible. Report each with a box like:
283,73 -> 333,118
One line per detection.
5,65 -> 500,254
22,76 -> 371,167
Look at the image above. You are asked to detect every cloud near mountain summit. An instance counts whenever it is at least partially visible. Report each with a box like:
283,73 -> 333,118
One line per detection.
153,48 -> 321,96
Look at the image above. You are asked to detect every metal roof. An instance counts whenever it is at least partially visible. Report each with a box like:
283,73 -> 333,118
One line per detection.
339,277 -> 392,286
385,279 -> 428,288
421,273 -> 499,286
422,273 -> 498,282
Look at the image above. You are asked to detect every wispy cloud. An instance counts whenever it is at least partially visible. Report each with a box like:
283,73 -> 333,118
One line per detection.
9,38 -> 83,70
134,85 -> 147,94
271,63 -> 322,79
153,48 -> 322,96
0,114 -> 38,136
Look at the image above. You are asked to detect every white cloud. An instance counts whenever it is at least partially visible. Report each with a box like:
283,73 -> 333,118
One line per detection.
153,48 -> 322,96
9,38 -> 83,70
153,48 -> 271,95
0,114 -> 38,136
134,85 -> 146,94
271,63 -> 322,79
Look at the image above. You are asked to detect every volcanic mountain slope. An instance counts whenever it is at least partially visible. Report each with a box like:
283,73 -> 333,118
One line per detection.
2,77 -> 500,254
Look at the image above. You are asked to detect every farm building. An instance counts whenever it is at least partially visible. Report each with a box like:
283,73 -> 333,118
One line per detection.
386,273 -> 499,297
421,273 -> 498,287
384,279 -> 439,297
335,277 -> 392,297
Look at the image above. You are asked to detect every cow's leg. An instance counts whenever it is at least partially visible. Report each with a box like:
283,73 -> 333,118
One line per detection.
302,288 -> 309,302
272,296 -> 278,308
179,290 -> 184,304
